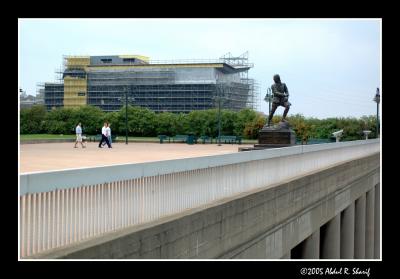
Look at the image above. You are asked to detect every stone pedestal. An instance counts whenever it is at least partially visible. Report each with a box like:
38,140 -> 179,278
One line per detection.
256,121 -> 296,148
239,121 -> 296,151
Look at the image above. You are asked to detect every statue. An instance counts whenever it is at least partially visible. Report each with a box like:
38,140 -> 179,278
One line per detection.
238,74 -> 296,151
266,74 -> 291,126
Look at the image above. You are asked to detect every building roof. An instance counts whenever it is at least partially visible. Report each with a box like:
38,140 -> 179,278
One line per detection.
86,62 -> 250,73
64,55 -> 252,73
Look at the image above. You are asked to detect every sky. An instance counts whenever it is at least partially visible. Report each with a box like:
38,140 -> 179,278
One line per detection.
19,18 -> 381,119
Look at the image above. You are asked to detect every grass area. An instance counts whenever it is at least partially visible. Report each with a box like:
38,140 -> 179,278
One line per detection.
118,137 -> 257,143
114,136 -> 159,142
20,134 -> 76,140
20,134 -> 258,144
118,137 -> 257,144
241,139 -> 257,144
20,135 -> 166,142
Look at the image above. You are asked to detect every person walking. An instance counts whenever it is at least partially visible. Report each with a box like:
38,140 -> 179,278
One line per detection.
98,122 -> 112,148
74,123 -> 86,148
102,123 -> 112,147
107,123 -> 112,146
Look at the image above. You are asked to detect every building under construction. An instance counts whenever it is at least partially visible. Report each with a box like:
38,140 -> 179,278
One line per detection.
41,52 -> 259,113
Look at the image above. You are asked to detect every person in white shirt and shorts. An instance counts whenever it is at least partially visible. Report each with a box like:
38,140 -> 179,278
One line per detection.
74,123 -> 86,148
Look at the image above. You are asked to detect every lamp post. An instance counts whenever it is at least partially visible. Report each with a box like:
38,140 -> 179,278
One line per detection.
373,88 -> 380,138
265,88 -> 273,125
215,84 -> 224,146
125,86 -> 128,144
118,86 -> 134,145
212,84 -> 225,146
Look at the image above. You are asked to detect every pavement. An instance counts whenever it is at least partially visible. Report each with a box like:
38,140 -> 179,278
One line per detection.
20,142 -> 253,173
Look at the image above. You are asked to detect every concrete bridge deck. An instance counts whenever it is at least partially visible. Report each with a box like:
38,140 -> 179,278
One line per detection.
19,139 -> 380,259
20,142 -> 252,173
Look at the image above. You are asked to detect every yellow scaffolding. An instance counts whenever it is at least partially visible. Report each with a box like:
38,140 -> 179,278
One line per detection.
63,76 -> 87,108
65,56 -> 90,70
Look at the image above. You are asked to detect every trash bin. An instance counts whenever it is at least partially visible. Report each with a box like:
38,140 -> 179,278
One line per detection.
187,133 -> 195,145
159,135 -> 166,144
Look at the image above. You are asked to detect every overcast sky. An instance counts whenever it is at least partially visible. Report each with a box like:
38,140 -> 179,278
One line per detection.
19,18 -> 381,118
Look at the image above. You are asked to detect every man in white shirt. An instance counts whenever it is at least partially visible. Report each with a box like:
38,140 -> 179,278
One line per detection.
98,122 -> 112,148
74,123 -> 86,148
102,123 -> 112,147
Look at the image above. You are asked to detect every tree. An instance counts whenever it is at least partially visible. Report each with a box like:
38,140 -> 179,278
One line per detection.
186,110 -> 208,136
20,105 -> 47,134
104,111 -> 120,135
20,104 -> 379,142
243,113 -> 266,139
234,108 -> 258,137
203,109 -> 219,137
287,114 -> 313,144
360,115 -> 378,138
117,106 -> 157,136
156,112 -> 177,136
73,106 -> 106,135
173,113 -> 189,135
221,110 -> 238,136
43,107 -> 76,134
297,122 -> 313,144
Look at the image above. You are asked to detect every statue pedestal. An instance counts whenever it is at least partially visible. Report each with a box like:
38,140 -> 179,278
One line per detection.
239,121 -> 296,151
256,121 -> 296,147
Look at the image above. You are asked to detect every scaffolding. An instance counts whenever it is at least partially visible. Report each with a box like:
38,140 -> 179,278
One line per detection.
41,52 -> 259,113
38,82 -> 64,110
220,51 -> 254,68
219,51 -> 258,111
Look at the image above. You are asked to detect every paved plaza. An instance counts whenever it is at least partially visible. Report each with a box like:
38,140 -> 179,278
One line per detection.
20,142 -> 252,173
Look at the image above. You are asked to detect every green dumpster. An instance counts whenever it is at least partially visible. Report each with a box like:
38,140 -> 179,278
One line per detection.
187,133 -> 195,145
158,135 -> 167,144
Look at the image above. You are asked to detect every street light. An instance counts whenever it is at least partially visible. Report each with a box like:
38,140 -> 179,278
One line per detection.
264,88 -> 273,126
124,87 -> 128,145
117,86 -> 135,144
373,87 -> 380,138
214,84 -> 225,146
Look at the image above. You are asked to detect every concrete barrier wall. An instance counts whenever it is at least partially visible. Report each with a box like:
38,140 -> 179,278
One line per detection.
31,153 -> 379,259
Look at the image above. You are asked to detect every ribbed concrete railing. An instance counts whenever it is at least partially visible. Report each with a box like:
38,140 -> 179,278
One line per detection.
19,139 -> 380,258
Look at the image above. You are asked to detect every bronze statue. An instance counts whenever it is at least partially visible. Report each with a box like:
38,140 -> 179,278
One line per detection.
266,74 -> 291,126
